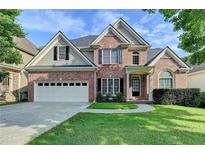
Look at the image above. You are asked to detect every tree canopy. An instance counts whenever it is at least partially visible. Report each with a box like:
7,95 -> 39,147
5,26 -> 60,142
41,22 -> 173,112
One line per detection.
145,9 -> 205,65
0,9 -> 25,64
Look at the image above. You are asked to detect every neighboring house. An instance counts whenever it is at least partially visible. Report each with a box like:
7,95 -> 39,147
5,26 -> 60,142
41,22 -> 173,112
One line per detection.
26,18 -> 191,103
0,37 -> 38,101
188,64 -> 205,92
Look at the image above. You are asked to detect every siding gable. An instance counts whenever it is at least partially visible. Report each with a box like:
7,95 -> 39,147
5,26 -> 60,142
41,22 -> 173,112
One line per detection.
26,31 -> 95,68
35,35 -> 88,66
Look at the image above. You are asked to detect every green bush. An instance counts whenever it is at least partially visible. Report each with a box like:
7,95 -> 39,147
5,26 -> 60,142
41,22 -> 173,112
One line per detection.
105,92 -> 113,102
199,92 -> 205,108
115,92 -> 124,102
153,88 -> 200,107
95,92 -> 124,103
96,92 -> 106,102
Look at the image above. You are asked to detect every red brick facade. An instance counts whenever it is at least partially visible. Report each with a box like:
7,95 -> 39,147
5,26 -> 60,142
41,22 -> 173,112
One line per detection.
27,34 -> 188,102
152,54 -> 187,89
28,71 -> 95,102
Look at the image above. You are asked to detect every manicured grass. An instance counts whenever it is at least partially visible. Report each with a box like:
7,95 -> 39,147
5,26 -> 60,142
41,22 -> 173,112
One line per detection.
87,102 -> 137,109
29,105 -> 205,145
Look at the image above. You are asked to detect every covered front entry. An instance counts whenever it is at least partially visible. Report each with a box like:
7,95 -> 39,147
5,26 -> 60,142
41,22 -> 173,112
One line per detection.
34,81 -> 89,102
125,66 -> 153,101
131,76 -> 141,96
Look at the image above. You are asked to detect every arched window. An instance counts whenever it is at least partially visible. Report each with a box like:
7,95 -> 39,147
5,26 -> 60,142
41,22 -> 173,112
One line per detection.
133,52 -> 139,65
159,71 -> 173,89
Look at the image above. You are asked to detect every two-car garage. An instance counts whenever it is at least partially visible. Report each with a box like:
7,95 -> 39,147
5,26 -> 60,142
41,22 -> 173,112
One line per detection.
34,81 -> 89,102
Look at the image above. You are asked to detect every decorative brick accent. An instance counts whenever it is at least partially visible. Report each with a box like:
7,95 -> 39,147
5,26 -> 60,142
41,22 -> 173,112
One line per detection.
28,71 -> 95,102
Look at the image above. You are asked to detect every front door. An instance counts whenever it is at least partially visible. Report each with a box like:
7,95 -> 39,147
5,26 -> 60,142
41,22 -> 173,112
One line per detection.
132,78 -> 140,96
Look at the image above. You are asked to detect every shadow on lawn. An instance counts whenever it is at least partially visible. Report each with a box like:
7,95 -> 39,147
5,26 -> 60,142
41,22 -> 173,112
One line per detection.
29,105 -> 205,145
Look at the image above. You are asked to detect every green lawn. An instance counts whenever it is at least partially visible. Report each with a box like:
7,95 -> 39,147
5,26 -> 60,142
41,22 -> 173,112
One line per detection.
29,105 -> 205,145
87,103 -> 137,109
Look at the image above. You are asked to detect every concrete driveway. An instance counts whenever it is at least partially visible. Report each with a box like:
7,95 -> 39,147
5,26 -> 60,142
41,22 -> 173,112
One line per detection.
0,101 -> 89,145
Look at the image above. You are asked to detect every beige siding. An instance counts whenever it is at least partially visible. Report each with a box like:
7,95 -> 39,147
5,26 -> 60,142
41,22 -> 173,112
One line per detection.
116,24 -> 141,44
35,35 -> 88,66
81,51 -> 94,62
188,72 -> 205,91
17,50 -> 34,68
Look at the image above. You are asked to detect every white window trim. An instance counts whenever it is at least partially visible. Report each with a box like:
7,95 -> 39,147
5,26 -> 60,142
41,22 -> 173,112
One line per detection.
101,48 -> 120,64
132,52 -> 139,65
57,45 -> 67,61
158,70 -> 175,89
101,78 -> 120,96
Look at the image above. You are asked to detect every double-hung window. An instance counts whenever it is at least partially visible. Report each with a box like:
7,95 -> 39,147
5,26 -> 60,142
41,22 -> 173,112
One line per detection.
101,48 -> 120,64
101,78 -> 120,95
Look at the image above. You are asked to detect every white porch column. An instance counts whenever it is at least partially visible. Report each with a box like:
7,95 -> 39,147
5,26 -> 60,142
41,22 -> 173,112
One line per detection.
126,73 -> 129,101
148,73 -> 153,101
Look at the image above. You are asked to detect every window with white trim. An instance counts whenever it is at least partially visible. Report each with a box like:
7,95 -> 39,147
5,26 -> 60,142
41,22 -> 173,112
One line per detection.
101,78 -> 120,95
133,52 -> 139,65
102,48 -> 120,64
159,71 -> 173,89
58,46 -> 66,60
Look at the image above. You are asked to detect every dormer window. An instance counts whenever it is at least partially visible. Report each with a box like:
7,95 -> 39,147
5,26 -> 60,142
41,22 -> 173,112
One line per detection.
133,52 -> 139,65
53,46 -> 69,61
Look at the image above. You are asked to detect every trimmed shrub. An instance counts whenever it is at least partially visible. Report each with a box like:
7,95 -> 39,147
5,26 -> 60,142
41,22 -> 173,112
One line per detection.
96,92 -> 106,102
153,88 -> 200,107
199,92 -> 205,108
105,92 -> 113,102
115,92 -> 124,102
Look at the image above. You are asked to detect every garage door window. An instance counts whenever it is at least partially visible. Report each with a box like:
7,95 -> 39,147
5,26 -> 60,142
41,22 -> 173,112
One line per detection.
38,83 -> 43,86
69,83 -> 74,86
44,83 -> 49,86
63,83 -> 68,86
57,83 -> 62,86
76,83 -> 81,86
50,83 -> 55,86
82,83 -> 87,86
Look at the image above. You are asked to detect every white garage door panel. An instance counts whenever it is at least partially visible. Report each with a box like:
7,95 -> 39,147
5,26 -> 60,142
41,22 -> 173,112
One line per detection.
35,81 -> 88,102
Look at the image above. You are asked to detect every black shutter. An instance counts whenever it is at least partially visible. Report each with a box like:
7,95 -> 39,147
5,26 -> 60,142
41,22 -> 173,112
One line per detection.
119,49 -> 122,64
53,46 -> 57,61
66,46 -> 69,60
120,78 -> 123,93
97,78 -> 101,92
98,49 -> 102,64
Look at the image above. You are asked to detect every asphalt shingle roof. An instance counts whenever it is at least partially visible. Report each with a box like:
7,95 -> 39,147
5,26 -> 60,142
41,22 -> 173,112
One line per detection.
71,35 -> 98,48
13,37 -> 39,56
189,64 -> 205,73
147,48 -> 163,64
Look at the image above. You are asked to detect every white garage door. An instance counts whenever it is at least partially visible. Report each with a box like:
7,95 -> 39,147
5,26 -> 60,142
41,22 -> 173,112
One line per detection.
34,81 -> 89,102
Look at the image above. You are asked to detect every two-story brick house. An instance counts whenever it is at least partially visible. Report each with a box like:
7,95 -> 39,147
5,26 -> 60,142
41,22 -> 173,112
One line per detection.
26,18 -> 190,103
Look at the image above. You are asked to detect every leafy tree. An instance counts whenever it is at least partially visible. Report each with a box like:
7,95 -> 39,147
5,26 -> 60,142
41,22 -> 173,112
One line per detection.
144,9 -> 205,65
0,9 -> 25,64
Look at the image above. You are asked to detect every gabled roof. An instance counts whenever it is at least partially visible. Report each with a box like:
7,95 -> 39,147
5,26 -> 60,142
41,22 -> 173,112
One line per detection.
71,35 -> 98,48
26,31 -> 96,68
113,18 -> 150,46
146,46 -> 191,69
147,48 -> 164,63
91,24 -> 130,45
13,37 -> 39,56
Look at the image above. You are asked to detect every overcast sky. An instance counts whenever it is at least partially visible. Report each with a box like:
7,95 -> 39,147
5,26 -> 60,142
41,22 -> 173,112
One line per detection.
18,9 -> 188,57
